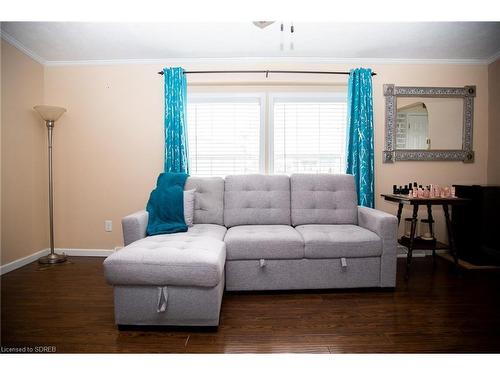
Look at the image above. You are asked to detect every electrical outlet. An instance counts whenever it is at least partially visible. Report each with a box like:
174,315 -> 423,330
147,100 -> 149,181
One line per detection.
105,220 -> 113,232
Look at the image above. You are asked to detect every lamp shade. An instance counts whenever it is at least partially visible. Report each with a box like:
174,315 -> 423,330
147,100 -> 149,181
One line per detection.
34,105 -> 67,122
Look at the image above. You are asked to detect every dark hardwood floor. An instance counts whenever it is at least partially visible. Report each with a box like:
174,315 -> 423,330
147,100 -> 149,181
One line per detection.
1,256 -> 500,353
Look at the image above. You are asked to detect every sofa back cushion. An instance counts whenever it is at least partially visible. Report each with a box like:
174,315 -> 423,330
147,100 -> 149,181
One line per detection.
290,174 -> 358,226
185,177 -> 224,225
224,174 -> 291,227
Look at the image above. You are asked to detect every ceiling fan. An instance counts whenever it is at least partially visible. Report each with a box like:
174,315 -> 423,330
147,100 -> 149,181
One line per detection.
252,21 -> 294,33
252,21 -> 275,29
253,21 -> 295,50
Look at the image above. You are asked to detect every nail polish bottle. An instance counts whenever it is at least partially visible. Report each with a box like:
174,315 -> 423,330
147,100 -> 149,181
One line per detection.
424,187 -> 430,198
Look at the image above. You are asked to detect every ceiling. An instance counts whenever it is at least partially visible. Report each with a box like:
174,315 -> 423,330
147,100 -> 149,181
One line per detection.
1,22 -> 500,64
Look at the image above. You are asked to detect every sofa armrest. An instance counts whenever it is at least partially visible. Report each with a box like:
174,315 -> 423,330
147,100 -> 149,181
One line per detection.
357,206 -> 398,287
358,206 -> 398,241
122,210 -> 149,246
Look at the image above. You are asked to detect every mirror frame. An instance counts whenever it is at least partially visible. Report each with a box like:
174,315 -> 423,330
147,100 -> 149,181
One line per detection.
383,84 -> 476,163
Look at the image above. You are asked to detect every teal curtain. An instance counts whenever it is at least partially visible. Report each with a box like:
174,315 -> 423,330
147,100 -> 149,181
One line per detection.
164,67 -> 189,173
346,68 -> 374,208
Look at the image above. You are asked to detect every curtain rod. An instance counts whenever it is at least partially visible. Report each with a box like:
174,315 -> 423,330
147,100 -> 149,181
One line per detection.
157,70 -> 377,77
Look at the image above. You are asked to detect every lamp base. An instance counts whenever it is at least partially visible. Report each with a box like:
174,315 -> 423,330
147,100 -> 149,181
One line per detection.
38,252 -> 67,264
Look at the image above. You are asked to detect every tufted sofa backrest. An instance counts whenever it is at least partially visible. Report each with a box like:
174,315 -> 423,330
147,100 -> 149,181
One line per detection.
290,174 -> 358,226
223,174 -> 291,227
184,174 -> 357,228
185,177 -> 225,225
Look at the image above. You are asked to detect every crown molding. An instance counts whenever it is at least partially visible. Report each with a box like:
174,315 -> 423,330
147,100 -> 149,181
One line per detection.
1,28 -> 497,67
43,56 -> 494,67
486,50 -> 500,65
0,29 -> 47,65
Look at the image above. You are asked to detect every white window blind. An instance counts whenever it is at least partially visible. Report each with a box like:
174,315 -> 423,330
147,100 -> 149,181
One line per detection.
187,97 -> 262,177
272,95 -> 347,174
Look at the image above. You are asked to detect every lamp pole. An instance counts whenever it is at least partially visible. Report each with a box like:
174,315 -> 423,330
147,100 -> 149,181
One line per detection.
34,105 -> 67,264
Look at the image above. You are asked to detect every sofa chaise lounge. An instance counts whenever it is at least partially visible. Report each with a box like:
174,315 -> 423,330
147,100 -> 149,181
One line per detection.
104,174 -> 398,327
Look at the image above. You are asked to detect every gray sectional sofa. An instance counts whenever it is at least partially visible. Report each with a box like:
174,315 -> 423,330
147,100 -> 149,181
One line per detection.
104,174 -> 398,327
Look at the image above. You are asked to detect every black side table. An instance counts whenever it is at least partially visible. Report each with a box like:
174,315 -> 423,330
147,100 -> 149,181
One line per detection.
381,194 -> 470,276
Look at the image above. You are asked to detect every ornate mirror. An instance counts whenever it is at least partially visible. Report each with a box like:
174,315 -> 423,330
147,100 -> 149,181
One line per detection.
383,84 -> 475,163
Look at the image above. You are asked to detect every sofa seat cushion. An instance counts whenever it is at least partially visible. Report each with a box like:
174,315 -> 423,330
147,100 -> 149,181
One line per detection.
176,224 -> 227,241
295,225 -> 382,259
103,228 -> 226,287
139,223 -> 226,242
224,225 -> 304,260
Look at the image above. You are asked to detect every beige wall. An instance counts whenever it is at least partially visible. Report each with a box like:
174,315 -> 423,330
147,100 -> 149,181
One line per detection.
0,38 -> 491,262
488,59 -> 500,184
1,39 -> 47,265
43,62 -> 489,248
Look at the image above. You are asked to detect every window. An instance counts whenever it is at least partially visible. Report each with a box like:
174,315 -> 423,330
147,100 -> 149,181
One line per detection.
186,91 -> 347,176
271,93 -> 347,174
187,95 -> 263,177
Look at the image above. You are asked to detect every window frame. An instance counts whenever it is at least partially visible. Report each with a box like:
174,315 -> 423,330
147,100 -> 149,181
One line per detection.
186,90 -> 348,177
187,92 -> 267,175
268,91 -> 348,174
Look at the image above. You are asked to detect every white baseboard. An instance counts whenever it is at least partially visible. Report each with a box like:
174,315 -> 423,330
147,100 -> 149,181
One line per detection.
58,248 -> 114,257
0,248 -> 115,276
0,248 -> 51,275
2,246 -> 447,275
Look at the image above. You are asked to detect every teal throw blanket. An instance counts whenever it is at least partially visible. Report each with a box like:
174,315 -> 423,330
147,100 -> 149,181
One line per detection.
146,172 -> 188,236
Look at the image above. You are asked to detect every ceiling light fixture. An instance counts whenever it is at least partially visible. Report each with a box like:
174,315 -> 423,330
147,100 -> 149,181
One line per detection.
252,21 -> 275,29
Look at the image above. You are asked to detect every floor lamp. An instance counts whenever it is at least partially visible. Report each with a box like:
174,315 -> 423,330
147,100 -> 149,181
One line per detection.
34,105 -> 67,264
